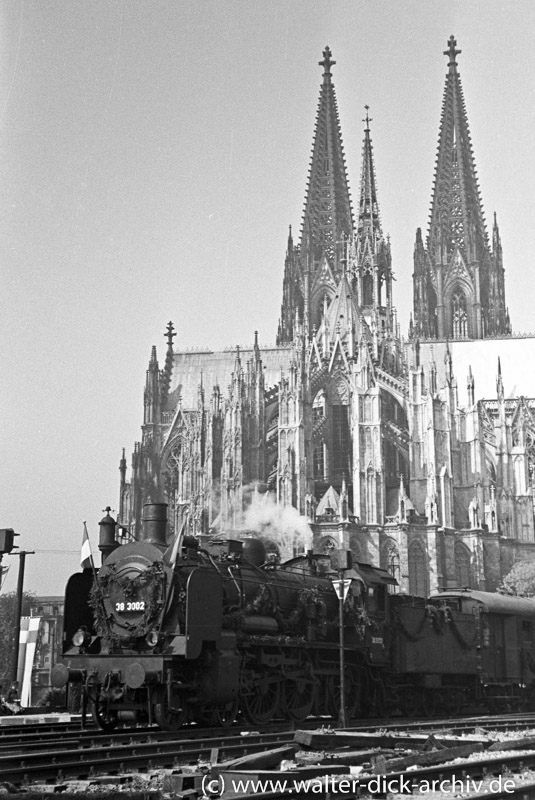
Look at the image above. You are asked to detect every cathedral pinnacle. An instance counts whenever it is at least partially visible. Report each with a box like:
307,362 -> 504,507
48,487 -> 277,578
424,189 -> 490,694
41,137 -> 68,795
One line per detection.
444,35 -> 461,68
165,320 -> 176,350
319,46 -> 335,78
161,321 -> 176,405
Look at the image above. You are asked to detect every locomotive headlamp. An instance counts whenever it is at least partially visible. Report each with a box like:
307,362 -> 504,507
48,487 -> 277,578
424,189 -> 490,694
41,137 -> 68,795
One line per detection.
145,630 -> 159,648
72,628 -> 91,648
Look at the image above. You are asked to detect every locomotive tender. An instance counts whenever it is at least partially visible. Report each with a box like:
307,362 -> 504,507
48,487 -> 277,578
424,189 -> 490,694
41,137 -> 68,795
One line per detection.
52,503 -> 535,729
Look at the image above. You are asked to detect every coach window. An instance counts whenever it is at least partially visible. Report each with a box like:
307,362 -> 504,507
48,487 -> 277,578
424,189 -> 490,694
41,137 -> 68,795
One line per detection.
522,620 -> 533,642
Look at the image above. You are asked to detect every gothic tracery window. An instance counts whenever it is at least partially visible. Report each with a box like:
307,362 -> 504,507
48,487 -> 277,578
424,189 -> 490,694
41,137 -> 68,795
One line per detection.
312,391 -> 326,480
454,542 -> 471,588
363,272 -> 373,305
313,444 -> 325,480
408,540 -> 429,597
332,404 -> 351,483
452,291 -> 468,339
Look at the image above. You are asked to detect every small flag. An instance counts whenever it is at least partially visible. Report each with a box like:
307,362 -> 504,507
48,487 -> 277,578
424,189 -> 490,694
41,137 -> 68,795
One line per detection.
81,522 -> 92,569
0,564 -> 9,589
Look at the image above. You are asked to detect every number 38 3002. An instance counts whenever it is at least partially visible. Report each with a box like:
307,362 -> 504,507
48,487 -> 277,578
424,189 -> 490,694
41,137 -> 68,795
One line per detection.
115,600 -> 146,612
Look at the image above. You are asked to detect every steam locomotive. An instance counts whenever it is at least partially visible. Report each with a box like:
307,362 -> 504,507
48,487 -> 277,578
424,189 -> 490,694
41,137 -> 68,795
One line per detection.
52,503 -> 535,729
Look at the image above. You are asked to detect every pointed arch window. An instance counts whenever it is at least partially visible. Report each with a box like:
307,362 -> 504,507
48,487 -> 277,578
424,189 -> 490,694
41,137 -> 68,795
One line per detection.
454,542 -> 471,588
363,273 -> 373,305
452,291 -> 468,339
313,444 -> 325,480
312,391 -> 326,480
408,540 -> 429,597
332,404 -> 351,483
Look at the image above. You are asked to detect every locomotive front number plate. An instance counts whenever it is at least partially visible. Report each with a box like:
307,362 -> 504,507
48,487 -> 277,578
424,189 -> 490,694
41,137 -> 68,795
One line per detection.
115,601 -> 146,612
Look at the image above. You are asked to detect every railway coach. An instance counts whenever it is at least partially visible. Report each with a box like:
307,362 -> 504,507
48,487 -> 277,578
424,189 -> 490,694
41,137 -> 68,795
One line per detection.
390,589 -> 535,715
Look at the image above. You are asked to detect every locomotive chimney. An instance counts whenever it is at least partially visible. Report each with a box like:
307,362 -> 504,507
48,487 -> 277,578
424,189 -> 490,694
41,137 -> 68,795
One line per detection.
98,506 -> 118,564
242,537 -> 266,567
142,503 -> 168,548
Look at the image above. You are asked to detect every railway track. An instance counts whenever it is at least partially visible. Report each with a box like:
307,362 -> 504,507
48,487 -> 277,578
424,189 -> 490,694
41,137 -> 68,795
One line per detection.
1,729 -> 294,785
6,712 -> 535,795
4,708 -> 535,741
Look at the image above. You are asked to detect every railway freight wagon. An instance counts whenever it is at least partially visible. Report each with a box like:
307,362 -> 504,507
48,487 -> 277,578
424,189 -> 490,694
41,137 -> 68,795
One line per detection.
390,590 -> 535,716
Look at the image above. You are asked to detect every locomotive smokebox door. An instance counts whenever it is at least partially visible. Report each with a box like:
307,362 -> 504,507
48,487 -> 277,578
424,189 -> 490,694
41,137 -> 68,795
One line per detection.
185,568 -> 223,659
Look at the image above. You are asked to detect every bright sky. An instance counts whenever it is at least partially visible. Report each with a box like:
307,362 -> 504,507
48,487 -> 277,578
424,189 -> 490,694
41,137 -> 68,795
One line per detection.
2,0 -> 535,595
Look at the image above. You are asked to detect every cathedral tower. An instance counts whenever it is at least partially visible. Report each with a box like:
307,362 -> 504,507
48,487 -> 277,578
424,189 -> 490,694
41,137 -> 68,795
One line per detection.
119,43 -> 534,596
277,47 -> 354,345
351,109 -> 394,337
412,36 -> 510,340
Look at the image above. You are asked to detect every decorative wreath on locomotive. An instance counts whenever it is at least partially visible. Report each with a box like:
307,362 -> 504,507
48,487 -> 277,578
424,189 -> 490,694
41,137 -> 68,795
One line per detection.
52,503 -> 394,729
52,503 -> 535,729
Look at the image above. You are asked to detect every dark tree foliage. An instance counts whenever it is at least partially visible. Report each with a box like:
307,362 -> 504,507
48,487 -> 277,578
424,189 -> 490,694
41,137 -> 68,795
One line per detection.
498,561 -> 535,597
0,591 -> 35,689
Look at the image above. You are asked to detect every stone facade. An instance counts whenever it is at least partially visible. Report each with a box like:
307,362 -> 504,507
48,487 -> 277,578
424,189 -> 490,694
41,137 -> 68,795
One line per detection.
119,41 -> 535,595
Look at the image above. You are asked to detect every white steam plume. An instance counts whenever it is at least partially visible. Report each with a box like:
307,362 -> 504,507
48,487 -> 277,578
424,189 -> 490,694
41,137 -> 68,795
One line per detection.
242,488 -> 313,560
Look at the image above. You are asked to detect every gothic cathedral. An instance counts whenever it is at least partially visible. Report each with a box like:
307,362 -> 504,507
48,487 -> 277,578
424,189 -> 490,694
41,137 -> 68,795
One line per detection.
119,39 -> 535,594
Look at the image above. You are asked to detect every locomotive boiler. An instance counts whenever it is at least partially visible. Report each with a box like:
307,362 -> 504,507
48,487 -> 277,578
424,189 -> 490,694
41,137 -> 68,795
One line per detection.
52,503 -> 393,730
54,502 -> 535,729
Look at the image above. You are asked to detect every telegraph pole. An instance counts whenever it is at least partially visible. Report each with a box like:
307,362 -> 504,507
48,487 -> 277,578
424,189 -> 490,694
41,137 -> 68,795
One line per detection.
11,550 -> 35,683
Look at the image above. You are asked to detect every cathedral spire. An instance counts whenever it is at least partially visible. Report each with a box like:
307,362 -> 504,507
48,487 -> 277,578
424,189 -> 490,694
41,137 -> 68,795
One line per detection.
352,110 -> 394,337
412,36 -> 510,340
357,106 -> 381,243
428,36 -> 486,264
300,46 -> 354,276
277,47 -> 354,344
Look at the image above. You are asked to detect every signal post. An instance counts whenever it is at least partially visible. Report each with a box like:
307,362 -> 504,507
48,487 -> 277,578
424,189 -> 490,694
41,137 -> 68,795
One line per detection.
331,549 -> 352,729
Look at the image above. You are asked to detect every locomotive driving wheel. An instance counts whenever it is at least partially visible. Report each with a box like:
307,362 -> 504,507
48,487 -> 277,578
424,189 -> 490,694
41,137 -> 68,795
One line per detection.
281,677 -> 315,722
240,669 -> 280,725
153,686 -> 187,731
